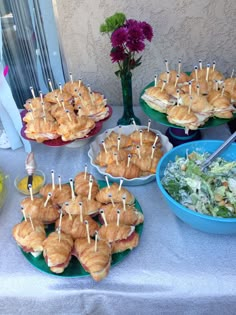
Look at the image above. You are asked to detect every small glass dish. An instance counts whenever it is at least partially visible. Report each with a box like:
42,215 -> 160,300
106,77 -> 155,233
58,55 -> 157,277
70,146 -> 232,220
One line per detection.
14,169 -> 46,195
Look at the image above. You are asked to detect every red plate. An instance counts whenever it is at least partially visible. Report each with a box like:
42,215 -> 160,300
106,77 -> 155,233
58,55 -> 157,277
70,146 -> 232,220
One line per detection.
20,105 -> 112,147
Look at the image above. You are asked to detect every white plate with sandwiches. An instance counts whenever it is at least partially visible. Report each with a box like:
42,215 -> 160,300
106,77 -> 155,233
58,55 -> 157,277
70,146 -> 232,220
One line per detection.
88,125 -> 173,186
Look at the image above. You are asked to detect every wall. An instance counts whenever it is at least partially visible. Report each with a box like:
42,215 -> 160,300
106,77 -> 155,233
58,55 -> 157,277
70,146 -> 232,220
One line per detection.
53,0 -> 236,106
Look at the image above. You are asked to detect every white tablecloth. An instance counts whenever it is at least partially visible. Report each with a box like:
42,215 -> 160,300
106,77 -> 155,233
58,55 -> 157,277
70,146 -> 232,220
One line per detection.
0,107 -> 235,315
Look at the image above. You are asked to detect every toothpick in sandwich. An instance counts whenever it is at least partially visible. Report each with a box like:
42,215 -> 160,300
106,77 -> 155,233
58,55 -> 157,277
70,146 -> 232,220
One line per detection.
69,178 -> 75,200
29,86 -> 36,99
44,192 -> 52,207
116,209 -> 121,226
28,184 -> 33,201
51,170 -> 55,190
100,209 -> 108,226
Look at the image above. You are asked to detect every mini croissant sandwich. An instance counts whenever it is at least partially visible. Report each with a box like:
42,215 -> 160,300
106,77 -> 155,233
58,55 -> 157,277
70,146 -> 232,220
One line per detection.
43,231 -> 73,274
102,131 -> 132,150
12,219 -> 46,257
98,223 -> 139,254
99,203 -> 144,226
73,237 -> 112,281
166,105 -> 200,130
55,214 -> 99,240
44,89 -> 72,104
74,172 -> 99,199
20,197 -> 60,224
39,183 -> 72,207
24,118 -> 59,143
96,183 -> 135,205
105,159 -> 141,179
61,197 -> 101,217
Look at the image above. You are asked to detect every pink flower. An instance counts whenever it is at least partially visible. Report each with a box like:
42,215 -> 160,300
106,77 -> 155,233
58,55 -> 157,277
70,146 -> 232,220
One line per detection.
126,40 -> 145,53
110,46 -> 126,63
140,21 -> 153,42
111,27 -> 128,47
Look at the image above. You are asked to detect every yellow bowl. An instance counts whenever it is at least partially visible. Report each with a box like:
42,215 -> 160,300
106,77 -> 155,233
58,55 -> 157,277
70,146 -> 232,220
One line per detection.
14,170 -> 46,195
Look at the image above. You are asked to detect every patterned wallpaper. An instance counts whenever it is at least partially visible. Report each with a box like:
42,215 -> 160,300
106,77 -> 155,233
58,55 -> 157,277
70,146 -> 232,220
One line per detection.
54,0 -> 236,106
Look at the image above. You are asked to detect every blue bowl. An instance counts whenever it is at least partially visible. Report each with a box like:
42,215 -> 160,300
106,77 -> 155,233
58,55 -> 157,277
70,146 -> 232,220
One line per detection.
156,140 -> 236,234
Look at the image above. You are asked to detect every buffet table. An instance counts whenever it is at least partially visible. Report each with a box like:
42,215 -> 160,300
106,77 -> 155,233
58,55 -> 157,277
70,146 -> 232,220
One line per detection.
0,106 -> 235,315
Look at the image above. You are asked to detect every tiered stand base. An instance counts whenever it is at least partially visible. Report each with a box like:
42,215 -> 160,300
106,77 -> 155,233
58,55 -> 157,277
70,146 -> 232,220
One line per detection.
165,127 -> 202,147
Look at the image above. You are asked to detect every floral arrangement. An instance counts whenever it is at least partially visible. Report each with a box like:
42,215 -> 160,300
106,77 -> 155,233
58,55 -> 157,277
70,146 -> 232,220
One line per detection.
100,12 -> 153,78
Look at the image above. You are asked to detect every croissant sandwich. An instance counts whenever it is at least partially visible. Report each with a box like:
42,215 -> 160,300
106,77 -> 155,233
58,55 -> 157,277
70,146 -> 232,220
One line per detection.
55,214 -> 99,240
98,223 -> 139,254
73,238 -> 112,281
12,219 -> 46,257
96,183 -> 135,205
43,231 -> 73,273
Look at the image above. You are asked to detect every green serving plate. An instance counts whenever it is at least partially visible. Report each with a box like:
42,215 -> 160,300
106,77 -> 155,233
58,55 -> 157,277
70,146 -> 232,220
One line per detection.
140,81 -> 236,129
20,180 -> 144,278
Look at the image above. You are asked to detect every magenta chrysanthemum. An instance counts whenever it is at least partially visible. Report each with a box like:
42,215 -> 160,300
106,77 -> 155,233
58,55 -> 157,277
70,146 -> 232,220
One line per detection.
110,46 -> 126,63
126,40 -> 145,53
140,21 -> 153,42
111,27 -> 128,47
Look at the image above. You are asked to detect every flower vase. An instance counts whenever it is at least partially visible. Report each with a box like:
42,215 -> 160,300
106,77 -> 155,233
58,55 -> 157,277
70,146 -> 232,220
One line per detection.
117,71 -> 141,126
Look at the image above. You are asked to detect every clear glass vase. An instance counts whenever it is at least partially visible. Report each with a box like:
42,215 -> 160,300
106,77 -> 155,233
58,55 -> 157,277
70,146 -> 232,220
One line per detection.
117,71 -> 141,126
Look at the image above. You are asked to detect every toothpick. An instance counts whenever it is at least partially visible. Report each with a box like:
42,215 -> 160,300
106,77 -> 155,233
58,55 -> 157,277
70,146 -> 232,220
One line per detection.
127,154 -> 131,168
199,59 -> 202,70
21,206 -> 27,221
166,71 -> 170,83
58,175 -> 61,191
44,192 -> 52,207
116,209 -> 120,226
118,179 -> 123,191
79,202 -> 83,223
55,95 -> 61,107
88,179 -> 93,200
212,61 -> 216,71
100,209 -> 108,226
108,194 -> 115,207
77,106 -> 81,117
122,196 -> 126,211
78,78 -> 82,88
174,74 -> 180,87
139,129 -> 143,146
105,175 -> 110,188
101,140 -> 107,153
154,75 -> 158,87
178,59 -> 182,75
151,145 -> 156,159
188,81 -> 192,95
28,101 -> 34,112
28,215 -> 35,230
118,125 -> 122,136
114,152 -> 119,165
188,96 -> 192,114
84,164 -> 88,179
214,80 -> 218,91
61,100 -> 66,110
89,91 -> 95,105
94,231 -> 98,252
69,178 -> 75,200
29,86 -> 36,99
28,184 -> 33,201
194,66 -> 198,82
117,136 -> 121,151
78,93 -> 86,107
164,59 -> 169,72
231,69 -> 234,78
161,80 -> 166,92
51,170 -> 55,190
84,220 -> 91,244
57,226 -> 61,242
153,134 -> 159,147
69,72 -> 73,83
87,84 -> 91,93
147,119 -> 151,132
196,84 -> 200,96
42,102 -> 46,118
176,89 -> 180,101
65,110 -> 72,121
48,79 -> 54,92
58,209 -> 63,241
39,90 -> 43,103
59,83 -> 62,93
206,64 -> 210,82
132,118 -> 138,131
136,145 -> 141,159
221,85 -> 225,96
